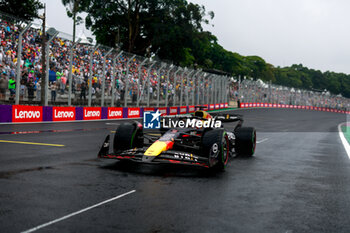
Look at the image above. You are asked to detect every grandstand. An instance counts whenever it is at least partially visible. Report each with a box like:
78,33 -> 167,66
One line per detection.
0,11 -> 348,110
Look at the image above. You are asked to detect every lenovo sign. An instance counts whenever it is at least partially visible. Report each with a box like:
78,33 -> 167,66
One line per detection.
158,107 -> 167,116
169,107 -> 178,115
12,105 -> 43,123
83,107 -> 101,120
53,107 -> 75,121
108,107 -> 123,119
128,108 -> 140,118
180,107 -> 187,114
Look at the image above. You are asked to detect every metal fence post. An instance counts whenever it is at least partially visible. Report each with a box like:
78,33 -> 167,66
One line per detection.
15,23 -> 32,105
68,38 -> 81,106
221,77 -> 225,103
101,48 -> 113,107
192,70 -> 201,106
88,44 -> 100,107
146,61 -> 156,107
124,55 -> 136,107
206,74 -> 211,105
111,51 -> 123,107
213,75 -> 218,104
165,65 -> 175,107
213,76 -> 218,105
225,78 -> 228,104
180,68 -> 187,106
197,73 -> 201,105
200,74 -> 207,105
186,70 -> 194,106
173,67 -> 182,107
45,31 -> 59,106
157,63 -> 167,107
136,58 -> 148,107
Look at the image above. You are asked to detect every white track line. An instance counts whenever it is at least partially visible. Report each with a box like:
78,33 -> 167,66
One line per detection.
257,138 -> 269,144
338,123 -> 350,159
21,190 -> 136,233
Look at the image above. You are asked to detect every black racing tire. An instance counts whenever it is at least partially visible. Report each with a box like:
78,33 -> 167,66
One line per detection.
235,127 -> 256,157
201,129 -> 229,170
113,122 -> 143,153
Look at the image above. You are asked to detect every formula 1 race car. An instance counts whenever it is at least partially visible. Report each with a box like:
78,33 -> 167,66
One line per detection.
98,108 -> 256,170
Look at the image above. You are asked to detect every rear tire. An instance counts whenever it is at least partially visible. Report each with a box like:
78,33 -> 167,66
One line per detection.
235,127 -> 256,156
113,122 -> 143,153
202,129 -> 229,170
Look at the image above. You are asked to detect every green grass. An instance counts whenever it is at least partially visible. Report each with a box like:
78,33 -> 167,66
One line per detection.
341,126 -> 350,144
207,108 -> 237,113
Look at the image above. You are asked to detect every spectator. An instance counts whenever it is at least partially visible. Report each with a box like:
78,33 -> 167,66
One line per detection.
80,82 -> 86,100
0,72 -> 7,100
27,79 -> 35,101
50,81 -> 57,103
8,75 -> 15,100
36,80 -> 41,101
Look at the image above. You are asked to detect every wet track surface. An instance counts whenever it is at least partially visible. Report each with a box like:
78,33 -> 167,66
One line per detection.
0,108 -> 350,233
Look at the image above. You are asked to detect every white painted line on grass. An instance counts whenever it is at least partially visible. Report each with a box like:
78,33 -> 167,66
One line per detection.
338,123 -> 350,159
257,138 -> 269,144
21,190 -> 136,233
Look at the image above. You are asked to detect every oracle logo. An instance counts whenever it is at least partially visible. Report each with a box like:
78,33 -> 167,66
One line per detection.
180,108 -> 186,113
84,110 -> 100,117
170,108 -> 177,113
14,109 -> 40,119
109,110 -> 122,117
54,110 -> 74,119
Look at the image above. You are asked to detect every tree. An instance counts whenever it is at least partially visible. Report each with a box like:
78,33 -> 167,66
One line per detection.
0,0 -> 43,21
62,0 -> 90,42
85,0 -> 212,62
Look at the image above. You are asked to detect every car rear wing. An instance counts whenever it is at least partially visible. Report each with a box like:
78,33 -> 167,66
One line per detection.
215,114 -> 244,130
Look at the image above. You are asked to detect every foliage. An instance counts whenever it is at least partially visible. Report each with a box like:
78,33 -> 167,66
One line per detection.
62,0 -> 90,42
71,0 -> 350,98
0,0 -> 44,21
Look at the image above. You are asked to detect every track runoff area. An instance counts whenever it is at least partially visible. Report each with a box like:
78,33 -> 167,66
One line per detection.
0,108 -> 350,232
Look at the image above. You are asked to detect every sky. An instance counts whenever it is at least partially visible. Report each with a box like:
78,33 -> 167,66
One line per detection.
39,0 -> 350,74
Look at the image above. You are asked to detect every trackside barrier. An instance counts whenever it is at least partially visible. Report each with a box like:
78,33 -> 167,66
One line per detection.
240,102 -> 350,114
0,103 -> 229,123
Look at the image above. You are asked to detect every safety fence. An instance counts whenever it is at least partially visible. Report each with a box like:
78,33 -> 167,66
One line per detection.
232,78 -> 350,111
2,12 -> 349,113
0,103 -> 229,123
240,102 -> 349,114
0,13 -> 229,108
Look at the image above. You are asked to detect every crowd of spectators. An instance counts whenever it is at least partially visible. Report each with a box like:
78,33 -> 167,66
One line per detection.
1,16 -> 349,110
231,79 -> 350,110
0,17 -> 209,106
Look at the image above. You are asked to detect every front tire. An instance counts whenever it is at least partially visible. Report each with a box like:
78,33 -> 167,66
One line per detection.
113,122 -> 143,153
235,127 -> 256,156
201,129 -> 229,170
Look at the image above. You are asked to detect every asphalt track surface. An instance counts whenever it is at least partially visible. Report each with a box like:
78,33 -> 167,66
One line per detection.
1,108 -> 350,233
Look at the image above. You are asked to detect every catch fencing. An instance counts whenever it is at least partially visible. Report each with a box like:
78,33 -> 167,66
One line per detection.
0,13 -> 229,108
